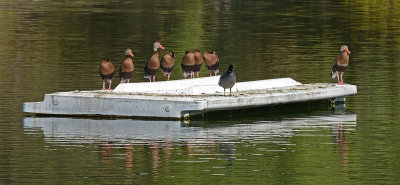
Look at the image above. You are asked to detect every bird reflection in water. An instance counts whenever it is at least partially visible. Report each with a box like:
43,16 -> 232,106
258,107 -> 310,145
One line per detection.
99,140 -> 175,182
332,120 -> 349,178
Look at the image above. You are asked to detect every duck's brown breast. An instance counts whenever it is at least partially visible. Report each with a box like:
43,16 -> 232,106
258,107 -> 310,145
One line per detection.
146,51 -> 160,70
121,58 -> 134,72
336,52 -> 349,67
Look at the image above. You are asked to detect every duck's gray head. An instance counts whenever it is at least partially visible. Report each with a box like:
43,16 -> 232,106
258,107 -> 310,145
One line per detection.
153,42 -> 164,51
125,49 -> 134,57
340,45 -> 351,54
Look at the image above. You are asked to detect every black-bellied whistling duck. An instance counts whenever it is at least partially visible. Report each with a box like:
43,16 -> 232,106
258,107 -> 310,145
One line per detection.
193,49 -> 203,78
160,51 -> 175,81
203,50 -> 220,76
331,45 -> 351,85
181,50 -> 195,79
144,42 -> 164,82
218,64 -> 236,96
99,59 -> 115,90
119,49 -> 134,83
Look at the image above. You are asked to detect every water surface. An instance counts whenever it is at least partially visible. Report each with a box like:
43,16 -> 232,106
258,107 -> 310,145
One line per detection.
1,0 -> 400,184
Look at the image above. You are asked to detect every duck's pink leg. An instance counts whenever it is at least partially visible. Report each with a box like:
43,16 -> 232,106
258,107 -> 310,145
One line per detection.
107,81 -> 112,90
102,80 -> 106,90
214,71 -> 217,76
209,71 -> 212,77
340,72 -> 345,84
153,76 -> 156,82
167,74 -> 170,81
149,77 -> 152,82
337,72 -> 341,84
197,72 -> 199,78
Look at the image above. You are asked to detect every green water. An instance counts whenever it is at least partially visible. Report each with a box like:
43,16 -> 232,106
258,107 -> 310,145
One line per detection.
1,0 -> 400,184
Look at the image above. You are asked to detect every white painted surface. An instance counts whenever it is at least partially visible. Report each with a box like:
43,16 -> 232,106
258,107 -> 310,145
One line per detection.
113,77 -> 302,95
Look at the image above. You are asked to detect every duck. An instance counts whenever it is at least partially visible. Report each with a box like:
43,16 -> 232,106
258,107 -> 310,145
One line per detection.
99,59 -> 115,90
181,50 -> 195,79
218,64 -> 236,96
119,49 -> 134,83
160,51 -> 175,81
331,45 -> 351,85
144,42 -> 164,82
193,49 -> 203,78
203,50 -> 220,76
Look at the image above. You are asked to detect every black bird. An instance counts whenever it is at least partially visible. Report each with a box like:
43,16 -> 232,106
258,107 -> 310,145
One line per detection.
218,64 -> 236,96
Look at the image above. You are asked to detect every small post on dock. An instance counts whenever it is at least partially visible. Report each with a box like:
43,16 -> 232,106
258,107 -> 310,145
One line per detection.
334,96 -> 346,104
332,96 -> 346,111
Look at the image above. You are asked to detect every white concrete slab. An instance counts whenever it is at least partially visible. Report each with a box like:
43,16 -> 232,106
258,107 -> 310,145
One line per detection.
113,76 -> 302,95
23,77 -> 357,119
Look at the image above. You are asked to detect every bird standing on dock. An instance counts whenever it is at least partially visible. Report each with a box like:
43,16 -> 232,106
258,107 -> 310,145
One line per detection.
160,51 -> 175,81
99,59 -> 115,90
144,42 -> 164,82
219,64 -> 236,96
193,49 -> 203,78
119,49 -> 134,83
331,45 -> 351,85
181,50 -> 195,79
203,50 -> 220,76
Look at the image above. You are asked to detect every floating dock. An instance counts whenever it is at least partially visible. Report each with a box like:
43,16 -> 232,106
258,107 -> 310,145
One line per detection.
23,77 -> 357,119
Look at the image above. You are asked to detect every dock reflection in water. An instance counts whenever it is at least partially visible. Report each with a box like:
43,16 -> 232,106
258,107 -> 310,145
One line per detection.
23,114 -> 356,144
